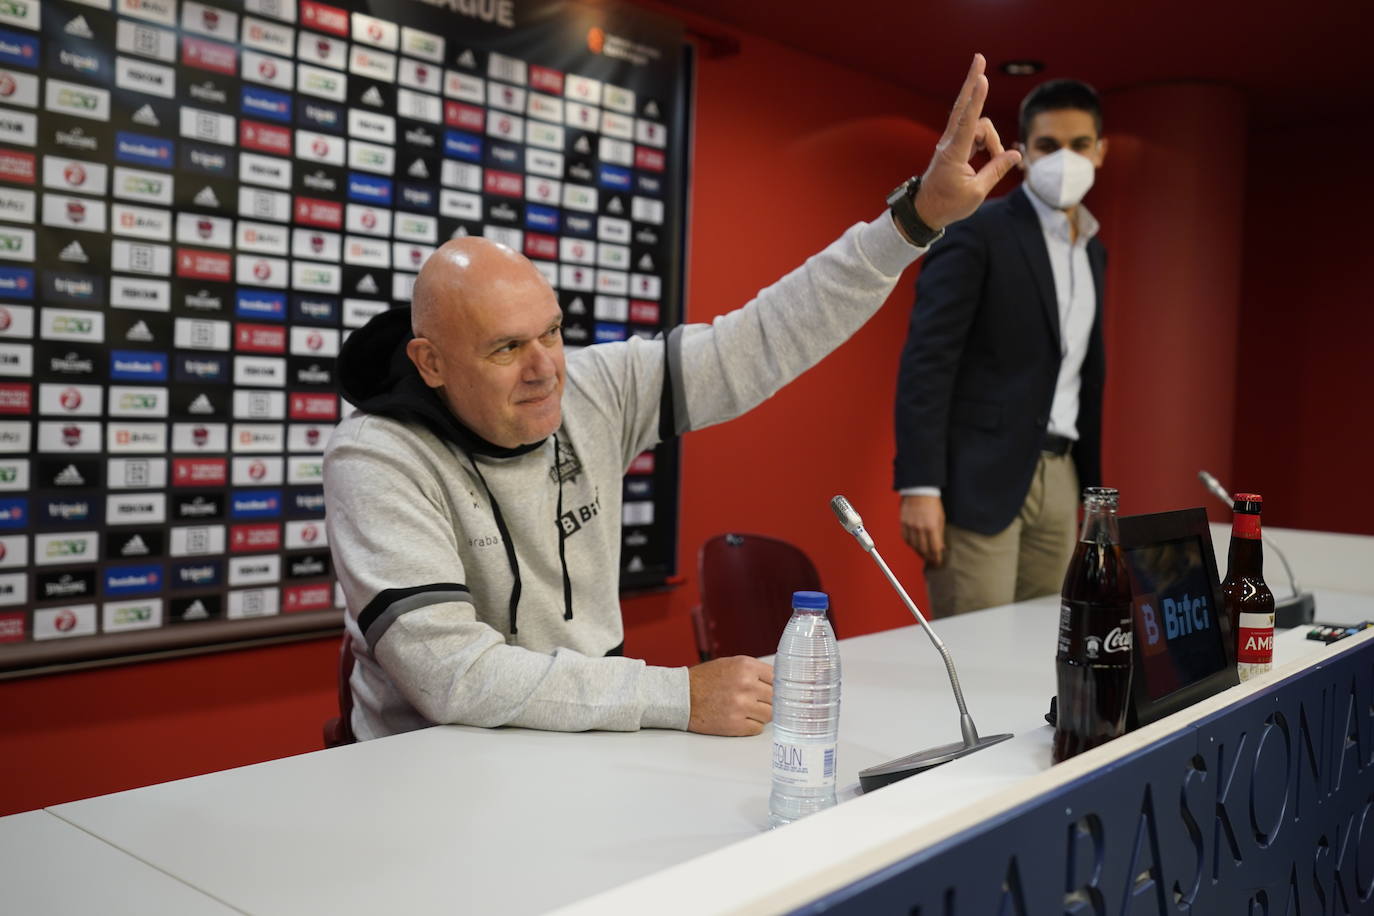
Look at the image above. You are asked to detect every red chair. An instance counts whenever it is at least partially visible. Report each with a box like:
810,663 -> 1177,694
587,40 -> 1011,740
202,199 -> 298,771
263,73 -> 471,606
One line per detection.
691,533 -> 832,661
322,635 -> 357,748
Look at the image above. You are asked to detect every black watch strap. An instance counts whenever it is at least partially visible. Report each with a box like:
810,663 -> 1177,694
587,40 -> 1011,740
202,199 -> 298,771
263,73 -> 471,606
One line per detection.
886,176 -> 943,248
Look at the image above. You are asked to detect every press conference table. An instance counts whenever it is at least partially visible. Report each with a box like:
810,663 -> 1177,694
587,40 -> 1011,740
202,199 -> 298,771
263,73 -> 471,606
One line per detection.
7,586 -> 1369,915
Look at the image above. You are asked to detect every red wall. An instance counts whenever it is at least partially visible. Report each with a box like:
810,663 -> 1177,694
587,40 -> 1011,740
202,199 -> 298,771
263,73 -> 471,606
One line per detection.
1230,123 -> 1374,535
4,21 -> 1367,816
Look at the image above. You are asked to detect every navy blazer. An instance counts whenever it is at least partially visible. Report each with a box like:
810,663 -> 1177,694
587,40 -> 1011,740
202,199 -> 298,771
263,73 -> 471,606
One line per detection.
893,186 -> 1106,536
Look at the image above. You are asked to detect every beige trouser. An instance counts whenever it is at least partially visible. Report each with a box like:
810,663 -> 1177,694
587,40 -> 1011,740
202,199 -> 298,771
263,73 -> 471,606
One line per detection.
925,452 -> 1080,617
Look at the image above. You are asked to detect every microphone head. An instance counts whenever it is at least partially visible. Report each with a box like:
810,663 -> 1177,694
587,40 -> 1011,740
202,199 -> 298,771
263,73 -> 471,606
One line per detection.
1198,470 -> 1233,507
831,494 -> 864,531
830,495 -> 874,550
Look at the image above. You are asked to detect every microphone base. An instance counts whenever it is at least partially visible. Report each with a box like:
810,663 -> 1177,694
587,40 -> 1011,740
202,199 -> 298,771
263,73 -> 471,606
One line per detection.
1275,591 -> 1317,630
858,732 -> 1014,793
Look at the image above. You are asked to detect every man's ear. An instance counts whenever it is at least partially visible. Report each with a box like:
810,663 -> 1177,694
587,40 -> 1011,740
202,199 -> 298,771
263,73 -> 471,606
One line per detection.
405,337 -> 444,388
1015,142 -> 1028,173
1092,137 -> 1108,168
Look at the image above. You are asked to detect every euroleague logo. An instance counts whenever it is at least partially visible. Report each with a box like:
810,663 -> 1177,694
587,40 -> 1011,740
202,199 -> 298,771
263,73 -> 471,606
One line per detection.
586,27 -> 605,55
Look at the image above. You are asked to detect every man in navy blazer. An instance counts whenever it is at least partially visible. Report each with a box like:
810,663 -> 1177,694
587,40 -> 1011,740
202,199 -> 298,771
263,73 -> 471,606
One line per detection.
894,80 -> 1108,616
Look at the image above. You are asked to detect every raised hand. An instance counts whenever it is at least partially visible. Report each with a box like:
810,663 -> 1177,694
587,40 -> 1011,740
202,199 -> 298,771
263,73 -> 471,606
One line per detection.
912,54 -> 1022,230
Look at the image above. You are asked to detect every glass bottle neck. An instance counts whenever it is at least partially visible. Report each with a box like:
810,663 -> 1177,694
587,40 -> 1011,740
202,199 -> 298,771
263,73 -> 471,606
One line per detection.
1228,517 -> 1264,578
1079,504 -> 1120,545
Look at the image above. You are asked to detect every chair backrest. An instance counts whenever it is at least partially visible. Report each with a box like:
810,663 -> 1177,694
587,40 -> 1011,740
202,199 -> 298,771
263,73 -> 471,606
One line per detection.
322,635 -> 357,748
692,533 -> 830,661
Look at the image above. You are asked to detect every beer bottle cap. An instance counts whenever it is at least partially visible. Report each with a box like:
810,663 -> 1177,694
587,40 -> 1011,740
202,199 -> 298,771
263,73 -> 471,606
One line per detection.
1232,494 -> 1263,514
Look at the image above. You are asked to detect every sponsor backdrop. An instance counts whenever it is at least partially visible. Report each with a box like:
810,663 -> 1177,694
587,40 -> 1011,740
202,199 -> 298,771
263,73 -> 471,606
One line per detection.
0,0 -> 688,656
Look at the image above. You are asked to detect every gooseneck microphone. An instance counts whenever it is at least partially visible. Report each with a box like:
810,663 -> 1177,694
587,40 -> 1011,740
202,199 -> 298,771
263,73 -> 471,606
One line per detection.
1198,471 -> 1316,627
830,496 -> 1013,791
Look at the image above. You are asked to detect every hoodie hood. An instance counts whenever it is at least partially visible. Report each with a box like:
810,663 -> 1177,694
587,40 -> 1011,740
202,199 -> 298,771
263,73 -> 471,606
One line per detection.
337,305 -> 543,459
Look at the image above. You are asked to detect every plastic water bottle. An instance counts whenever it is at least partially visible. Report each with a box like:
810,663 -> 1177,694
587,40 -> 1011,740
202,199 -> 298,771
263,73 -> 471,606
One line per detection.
768,590 -> 841,828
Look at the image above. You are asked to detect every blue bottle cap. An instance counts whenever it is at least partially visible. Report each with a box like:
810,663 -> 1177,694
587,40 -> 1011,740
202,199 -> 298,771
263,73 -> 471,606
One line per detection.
792,590 -> 829,610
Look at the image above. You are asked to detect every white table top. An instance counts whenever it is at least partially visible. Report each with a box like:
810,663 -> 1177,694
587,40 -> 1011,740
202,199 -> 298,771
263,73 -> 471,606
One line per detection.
0,809 -> 235,915
33,589 -> 1374,915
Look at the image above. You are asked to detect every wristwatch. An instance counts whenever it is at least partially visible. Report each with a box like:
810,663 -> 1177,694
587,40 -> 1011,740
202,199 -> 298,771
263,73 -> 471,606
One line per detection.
886,176 -> 943,248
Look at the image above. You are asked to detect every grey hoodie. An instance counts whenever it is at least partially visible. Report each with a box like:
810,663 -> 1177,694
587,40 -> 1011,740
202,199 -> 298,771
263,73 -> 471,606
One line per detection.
324,214 -> 923,740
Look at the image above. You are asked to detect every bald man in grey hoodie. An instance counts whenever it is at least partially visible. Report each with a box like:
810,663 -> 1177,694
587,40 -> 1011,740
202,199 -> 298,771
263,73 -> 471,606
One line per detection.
324,55 -> 1021,740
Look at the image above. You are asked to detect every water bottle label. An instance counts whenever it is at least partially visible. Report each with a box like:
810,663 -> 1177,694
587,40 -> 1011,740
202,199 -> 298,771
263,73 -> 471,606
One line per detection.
771,740 -> 837,789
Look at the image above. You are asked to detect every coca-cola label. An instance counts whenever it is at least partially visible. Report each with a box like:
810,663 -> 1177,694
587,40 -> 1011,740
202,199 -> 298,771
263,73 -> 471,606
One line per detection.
1057,600 -> 1132,663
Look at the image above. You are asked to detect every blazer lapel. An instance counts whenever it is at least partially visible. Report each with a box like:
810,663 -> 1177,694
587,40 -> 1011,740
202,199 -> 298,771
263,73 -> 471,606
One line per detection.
1008,187 -> 1061,347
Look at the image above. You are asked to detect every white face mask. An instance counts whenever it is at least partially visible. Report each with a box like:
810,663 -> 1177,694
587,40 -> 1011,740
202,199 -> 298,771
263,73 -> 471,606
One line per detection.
1026,147 -> 1096,210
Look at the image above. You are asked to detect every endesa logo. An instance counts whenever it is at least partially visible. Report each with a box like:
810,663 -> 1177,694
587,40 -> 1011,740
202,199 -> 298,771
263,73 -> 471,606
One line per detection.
0,266 -> 33,299
110,349 -> 168,381
346,173 -> 391,205
104,563 -> 163,598
0,496 -> 25,528
115,131 -> 174,168
241,86 -> 291,123
231,488 -> 281,519
236,290 -> 286,321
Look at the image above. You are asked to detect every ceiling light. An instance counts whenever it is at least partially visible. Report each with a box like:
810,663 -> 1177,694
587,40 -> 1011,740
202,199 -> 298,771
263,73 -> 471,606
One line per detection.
1000,60 -> 1045,76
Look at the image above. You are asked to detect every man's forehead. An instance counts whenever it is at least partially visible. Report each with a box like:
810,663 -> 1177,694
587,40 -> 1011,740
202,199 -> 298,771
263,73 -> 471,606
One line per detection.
464,283 -> 562,343
1028,109 -> 1098,139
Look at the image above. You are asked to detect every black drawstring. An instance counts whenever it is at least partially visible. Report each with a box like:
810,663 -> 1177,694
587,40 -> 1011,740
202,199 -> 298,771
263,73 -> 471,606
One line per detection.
554,435 -> 574,621
466,454 -> 523,636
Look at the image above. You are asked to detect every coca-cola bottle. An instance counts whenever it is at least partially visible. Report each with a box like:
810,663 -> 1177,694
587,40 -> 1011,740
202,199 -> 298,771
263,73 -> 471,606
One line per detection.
1223,493 -> 1275,682
1053,487 -> 1134,763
